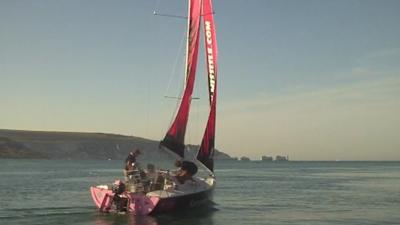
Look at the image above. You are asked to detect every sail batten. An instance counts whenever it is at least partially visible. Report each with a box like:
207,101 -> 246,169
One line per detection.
160,0 -> 202,158
197,0 -> 218,172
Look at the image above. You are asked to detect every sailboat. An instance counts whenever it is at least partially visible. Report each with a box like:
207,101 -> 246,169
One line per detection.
90,0 -> 218,215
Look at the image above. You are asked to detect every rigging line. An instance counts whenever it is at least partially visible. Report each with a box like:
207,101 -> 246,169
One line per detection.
187,101 -> 199,152
152,0 -> 186,19
145,63 -> 151,138
202,11 -> 216,16
153,11 -> 215,19
160,20 -> 186,129
153,11 -> 188,19
164,96 -> 200,100
163,28 -> 187,131
194,97 -> 199,159
163,26 -> 187,98
153,0 -> 162,12
153,0 -> 214,20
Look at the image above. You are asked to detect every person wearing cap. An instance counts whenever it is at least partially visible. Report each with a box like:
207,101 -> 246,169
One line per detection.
175,160 -> 198,185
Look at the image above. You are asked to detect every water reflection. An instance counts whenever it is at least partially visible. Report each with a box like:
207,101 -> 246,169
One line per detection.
92,205 -> 217,225
92,214 -> 157,225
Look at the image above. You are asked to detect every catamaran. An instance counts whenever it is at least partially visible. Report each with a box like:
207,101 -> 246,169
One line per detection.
90,0 -> 218,215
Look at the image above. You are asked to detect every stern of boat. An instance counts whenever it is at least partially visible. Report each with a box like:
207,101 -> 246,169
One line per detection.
90,185 -> 160,215
90,185 -> 113,211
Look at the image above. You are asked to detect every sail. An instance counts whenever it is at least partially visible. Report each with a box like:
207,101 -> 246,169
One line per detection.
197,0 -> 218,172
160,0 -> 202,158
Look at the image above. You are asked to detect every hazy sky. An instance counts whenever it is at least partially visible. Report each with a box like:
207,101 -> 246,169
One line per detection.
1,0 -> 399,160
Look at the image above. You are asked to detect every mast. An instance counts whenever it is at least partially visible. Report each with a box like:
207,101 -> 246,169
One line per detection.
197,0 -> 218,172
183,0 -> 191,83
160,0 -> 202,158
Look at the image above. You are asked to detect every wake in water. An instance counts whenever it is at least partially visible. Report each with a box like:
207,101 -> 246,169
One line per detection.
0,206 -> 93,219
0,200 -> 218,225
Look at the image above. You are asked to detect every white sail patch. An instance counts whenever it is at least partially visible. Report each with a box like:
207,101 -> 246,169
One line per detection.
205,20 -> 216,101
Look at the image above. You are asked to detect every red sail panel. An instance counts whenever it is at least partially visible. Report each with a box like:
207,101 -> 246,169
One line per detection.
160,0 -> 202,158
197,0 -> 218,172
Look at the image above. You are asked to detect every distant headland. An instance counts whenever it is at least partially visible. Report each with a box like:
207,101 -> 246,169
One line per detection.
232,155 -> 289,162
0,129 -> 232,160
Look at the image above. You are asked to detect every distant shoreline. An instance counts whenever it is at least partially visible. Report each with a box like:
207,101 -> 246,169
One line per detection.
0,129 -> 232,160
2,129 -> 399,162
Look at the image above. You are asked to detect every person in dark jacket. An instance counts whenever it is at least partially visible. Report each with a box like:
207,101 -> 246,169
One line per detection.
111,180 -> 127,212
123,149 -> 141,181
175,160 -> 198,184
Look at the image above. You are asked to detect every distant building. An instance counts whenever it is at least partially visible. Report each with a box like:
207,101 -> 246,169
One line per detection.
261,156 -> 273,161
240,156 -> 250,161
275,155 -> 289,161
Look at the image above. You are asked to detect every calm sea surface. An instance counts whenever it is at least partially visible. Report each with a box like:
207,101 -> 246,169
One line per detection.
0,159 -> 399,225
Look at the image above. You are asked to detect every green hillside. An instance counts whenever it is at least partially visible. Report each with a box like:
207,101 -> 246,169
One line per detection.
0,129 -> 231,160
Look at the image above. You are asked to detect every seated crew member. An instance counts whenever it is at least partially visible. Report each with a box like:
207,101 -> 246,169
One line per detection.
169,159 -> 183,176
175,160 -> 198,185
111,180 -> 128,212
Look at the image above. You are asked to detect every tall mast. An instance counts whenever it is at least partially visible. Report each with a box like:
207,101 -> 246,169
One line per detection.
183,0 -> 191,84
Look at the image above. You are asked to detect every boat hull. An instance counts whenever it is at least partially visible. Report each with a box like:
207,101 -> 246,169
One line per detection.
90,179 -> 215,215
151,187 -> 214,214
90,186 -> 160,215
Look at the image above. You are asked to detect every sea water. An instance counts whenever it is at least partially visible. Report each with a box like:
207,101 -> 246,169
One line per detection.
0,159 -> 399,225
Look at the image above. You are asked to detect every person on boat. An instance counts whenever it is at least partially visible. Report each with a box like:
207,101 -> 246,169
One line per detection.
111,179 -> 128,213
169,159 -> 183,176
175,160 -> 198,185
144,163 -> 158,191
174,159 -> 183,168
124,149 -> 141,181
144,163 -> 157,182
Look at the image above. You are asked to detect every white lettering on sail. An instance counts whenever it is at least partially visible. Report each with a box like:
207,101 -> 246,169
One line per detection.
205,21 -> 212,44
205,20 -> 215,101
